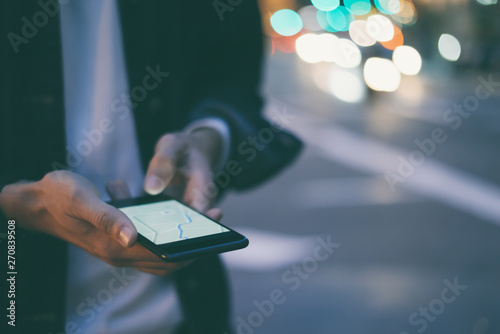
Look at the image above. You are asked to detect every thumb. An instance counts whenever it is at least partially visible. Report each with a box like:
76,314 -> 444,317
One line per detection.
79,196 -> 138,247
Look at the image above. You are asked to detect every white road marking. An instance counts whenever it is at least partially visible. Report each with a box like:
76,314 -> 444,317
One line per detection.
293,177 -> 421,208
284,114 -> 500,226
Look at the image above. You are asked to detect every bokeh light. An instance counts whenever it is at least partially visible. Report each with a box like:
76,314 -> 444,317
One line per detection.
380,24 -> 404,50
327,67 -> 366,102
318,33 -> 340,62
392,45 -> 422,75
476,0 -> 498,4
344,0 -> 371,16
270,9 -> 303,36
375,0 -> 400,15
396,75 -> 425,104
296,34 -> 323,63
298,6 -> 323,32
270,0 -> 427,96
273,33 -> 301,53
391,0 -> 417,26
363,57 -> 401,91
326,6 -> 354,32
438,33 -> 461,61
313,64 -> 366,103
311,0 -> 340,11
333,38 -> 362,68
349,20 -> 376,47
295,33 -> 361,68
366,15 -> 395,42
316,10 -> 337,32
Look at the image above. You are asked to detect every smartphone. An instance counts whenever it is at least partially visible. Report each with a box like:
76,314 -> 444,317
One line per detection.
108,195 -> 248,262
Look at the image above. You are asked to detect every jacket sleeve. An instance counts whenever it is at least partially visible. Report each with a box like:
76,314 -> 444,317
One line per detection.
187,1 -> 302,191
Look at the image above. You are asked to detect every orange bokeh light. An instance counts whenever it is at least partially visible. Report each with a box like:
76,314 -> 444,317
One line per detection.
381,25 -> 404,50
272,32 -> 301,54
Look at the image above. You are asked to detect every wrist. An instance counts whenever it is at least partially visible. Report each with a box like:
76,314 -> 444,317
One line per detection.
0,181 -> 44,229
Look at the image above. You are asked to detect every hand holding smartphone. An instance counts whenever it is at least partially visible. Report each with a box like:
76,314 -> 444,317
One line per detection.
108,195 -> 248,262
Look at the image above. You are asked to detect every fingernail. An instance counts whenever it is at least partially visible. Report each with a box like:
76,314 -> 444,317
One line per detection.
119,227 -> 133,247
144,175 -> 164,195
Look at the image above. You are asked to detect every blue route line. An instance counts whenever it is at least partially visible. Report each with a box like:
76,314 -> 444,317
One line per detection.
177,212 -> 192,240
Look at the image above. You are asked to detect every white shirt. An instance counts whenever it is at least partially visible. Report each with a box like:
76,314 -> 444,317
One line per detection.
60,1 -> 184,333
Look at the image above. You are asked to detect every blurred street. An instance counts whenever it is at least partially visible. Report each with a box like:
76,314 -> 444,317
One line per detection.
220,53 -> 500,334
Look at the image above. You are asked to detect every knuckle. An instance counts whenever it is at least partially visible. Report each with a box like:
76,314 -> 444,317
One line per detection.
94,210 -> 114,234
67,189 -> 86,212
156,133 -> 179,151
43,170 -> 68,184
67,182 -> 83,199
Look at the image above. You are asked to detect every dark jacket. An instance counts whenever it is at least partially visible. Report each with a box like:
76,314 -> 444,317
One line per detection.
0,1 -> 302,333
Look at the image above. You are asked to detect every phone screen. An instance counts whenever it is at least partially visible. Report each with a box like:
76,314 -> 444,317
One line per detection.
118,199 -> 229,245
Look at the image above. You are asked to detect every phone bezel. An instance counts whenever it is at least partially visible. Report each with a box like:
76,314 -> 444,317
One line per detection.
108,195 -> 248,261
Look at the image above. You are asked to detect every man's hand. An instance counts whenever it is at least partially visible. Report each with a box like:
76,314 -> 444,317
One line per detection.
144,128 -> 223,212
0,171 -> 196,276
106,179 -> 223,225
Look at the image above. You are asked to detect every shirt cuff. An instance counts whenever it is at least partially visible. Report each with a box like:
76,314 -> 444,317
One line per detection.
184,117 -> 231,171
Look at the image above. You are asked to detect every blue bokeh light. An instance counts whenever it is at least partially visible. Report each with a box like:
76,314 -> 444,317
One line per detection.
344,0 -> 372,15
271,9 -> 303,36
326,6 -> 354,31
311,0 -> 340,11
316,10 -> 337,32
375,0 -> 400,15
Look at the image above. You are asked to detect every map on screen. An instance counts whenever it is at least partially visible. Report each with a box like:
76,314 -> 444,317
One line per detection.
119,200 -> 229,245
